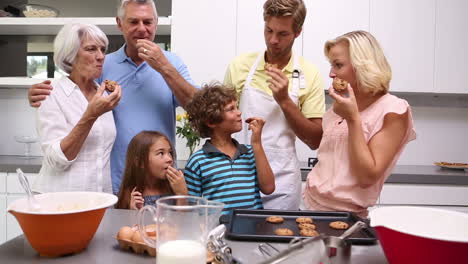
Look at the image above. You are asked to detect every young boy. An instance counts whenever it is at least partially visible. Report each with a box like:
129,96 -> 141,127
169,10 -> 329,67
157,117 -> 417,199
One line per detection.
184,82 -> 275,215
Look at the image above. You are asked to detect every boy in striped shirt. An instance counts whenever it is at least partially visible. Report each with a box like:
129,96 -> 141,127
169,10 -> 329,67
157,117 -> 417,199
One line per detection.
184,82 -> 275,215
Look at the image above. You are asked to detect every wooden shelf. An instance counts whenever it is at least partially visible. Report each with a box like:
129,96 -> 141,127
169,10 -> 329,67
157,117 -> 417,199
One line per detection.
0,16 -> 171,35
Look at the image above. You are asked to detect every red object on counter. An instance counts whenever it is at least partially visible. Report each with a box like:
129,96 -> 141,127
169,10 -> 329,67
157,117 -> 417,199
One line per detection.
370,206 -> 468,264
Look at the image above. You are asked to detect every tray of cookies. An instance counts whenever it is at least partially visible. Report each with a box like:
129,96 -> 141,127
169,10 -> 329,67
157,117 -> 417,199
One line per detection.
225,209 -> 377,245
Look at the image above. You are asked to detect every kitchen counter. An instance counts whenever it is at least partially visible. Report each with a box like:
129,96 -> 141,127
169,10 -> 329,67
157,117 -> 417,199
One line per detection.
300,164 -> 468,185
2,207 -> 468,263
2,155 -> 467,185
0,208 -> 389,264
0,155 -> 42,173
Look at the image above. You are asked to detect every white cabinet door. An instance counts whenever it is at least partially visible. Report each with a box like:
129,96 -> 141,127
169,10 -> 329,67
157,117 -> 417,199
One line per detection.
370,0 -> 436,93
171,0 -> 237,85
237,0 -> 303,56
6,194 -> 24,241
434,0 -> 468,94
0,194 -> 6,244
303,0 -> 370,89
0,172 -> 6,193
379,183 -> 468,206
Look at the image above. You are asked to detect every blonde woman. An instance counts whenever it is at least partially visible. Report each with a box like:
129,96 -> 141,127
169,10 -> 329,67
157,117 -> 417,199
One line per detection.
303,30 -> 416,217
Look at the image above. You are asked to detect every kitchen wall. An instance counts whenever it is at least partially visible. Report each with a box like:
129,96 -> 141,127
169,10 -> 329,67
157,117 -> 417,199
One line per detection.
1,0 -> 467,165
1,90 -> 468,165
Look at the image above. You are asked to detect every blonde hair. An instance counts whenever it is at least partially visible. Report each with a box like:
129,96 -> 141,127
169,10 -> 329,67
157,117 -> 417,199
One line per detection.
325,30 -> 392,95
263,0 -> 306,33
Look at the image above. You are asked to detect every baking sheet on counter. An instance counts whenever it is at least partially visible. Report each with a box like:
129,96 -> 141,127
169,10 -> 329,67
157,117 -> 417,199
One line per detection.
225,209 -> 377,245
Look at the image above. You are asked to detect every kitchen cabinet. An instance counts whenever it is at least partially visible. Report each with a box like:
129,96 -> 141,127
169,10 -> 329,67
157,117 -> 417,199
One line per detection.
379,183 -> 468,206
0,172 -> 38,244
302,0 -> 369,88
434,0 -> 468,94
370,0 -> 436,93
0,173 -> 6,244
171,0 -> 236,85
6,195 -> 23,241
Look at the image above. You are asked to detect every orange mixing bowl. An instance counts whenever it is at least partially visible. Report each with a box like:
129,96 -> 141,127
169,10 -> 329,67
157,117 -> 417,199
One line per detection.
7,192 -> 117,257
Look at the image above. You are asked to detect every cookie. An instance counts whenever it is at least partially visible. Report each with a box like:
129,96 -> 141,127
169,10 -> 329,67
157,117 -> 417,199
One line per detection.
300,229 -> 319,237
329,221 -> 349,230
104,79 -> 118,92
266,216 -> 284,224
332,77 -> 348,92
264,62 -> 278,71
274,228 -> 294,236
295,217 -> 313,224
298,223 -> 316,230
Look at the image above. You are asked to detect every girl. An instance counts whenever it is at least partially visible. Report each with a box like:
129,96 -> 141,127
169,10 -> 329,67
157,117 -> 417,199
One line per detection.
115,131 -> 188,209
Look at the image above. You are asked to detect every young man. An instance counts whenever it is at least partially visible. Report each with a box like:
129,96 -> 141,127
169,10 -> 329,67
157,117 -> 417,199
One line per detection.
224,0 -> 325,210
27,0 -> 197,194
184,83 -> 275,215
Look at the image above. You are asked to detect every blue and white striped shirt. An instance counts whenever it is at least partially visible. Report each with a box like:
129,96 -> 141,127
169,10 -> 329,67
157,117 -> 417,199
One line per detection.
184,140 -> 263,215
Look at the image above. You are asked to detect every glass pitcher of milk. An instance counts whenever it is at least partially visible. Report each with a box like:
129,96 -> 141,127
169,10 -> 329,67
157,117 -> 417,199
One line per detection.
137,195 -> 224,264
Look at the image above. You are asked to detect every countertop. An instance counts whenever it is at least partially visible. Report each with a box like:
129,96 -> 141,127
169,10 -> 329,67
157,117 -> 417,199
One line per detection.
0,208 -> 389,264
1,155 -> 467,185
2,207 -> 468,264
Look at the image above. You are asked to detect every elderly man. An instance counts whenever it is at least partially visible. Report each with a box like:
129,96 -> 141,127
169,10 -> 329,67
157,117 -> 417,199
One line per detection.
224,0 -> 325,210
28,0 -> 197,194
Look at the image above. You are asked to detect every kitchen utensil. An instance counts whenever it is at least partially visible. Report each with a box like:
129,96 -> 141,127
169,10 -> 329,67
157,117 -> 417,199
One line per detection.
7,191 -> 117,257
226,209 -> 376,244
323,220 -> 366,258
258,236 -> 331,264
16,168 -> 41,212
137,195 -> 224,264
207,224 -> 238,264
370,206 -> 468,264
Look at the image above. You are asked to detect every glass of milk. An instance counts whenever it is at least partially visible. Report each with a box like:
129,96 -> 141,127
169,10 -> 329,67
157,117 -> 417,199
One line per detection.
137,195 -> 224,264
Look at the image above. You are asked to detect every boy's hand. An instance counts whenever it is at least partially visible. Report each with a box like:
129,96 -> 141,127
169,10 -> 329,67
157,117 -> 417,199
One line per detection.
166,166 -> 188,195
246,117 -> 266,145
130,187 -> 144,210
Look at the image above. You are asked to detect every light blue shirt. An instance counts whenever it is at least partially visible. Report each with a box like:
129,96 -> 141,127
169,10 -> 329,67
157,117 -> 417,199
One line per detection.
98,45 -> 195,194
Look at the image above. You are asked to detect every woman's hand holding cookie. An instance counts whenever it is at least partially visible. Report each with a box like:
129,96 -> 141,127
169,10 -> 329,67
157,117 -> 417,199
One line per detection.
328,83 -> 359,122
85,82 -> 121,119
130,187 -> 144,210
166,166 -> 188,195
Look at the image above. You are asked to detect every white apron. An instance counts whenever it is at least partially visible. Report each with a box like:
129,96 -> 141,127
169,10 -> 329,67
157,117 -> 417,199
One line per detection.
234,52 -> 302,210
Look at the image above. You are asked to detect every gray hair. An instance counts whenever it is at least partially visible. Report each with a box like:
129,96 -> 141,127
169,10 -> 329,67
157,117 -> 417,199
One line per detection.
117,0 -> 158,20
53,23 -> 109,74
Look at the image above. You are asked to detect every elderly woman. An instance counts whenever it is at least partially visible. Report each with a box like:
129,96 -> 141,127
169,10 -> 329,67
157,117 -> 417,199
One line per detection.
303,31 -> 416,217
33,23 -> 121,193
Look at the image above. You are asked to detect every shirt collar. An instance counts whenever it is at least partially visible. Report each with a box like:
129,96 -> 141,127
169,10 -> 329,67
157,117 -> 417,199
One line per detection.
60,77 -> 79,97
115,44 -> 132,64
60,77 -> 99,97
257,51 -> 296,73
202,138 -> 249,159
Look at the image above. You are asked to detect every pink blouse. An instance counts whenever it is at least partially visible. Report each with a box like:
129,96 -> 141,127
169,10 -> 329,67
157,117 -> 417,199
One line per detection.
303,93 -> 416,217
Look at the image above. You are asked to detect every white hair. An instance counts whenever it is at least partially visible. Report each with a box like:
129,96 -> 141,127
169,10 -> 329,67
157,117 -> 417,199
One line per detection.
53,23 -> 109,74
117,0 -> 158,19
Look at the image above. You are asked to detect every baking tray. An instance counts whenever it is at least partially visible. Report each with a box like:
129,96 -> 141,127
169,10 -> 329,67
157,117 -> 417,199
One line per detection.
224,209 -> 377,245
